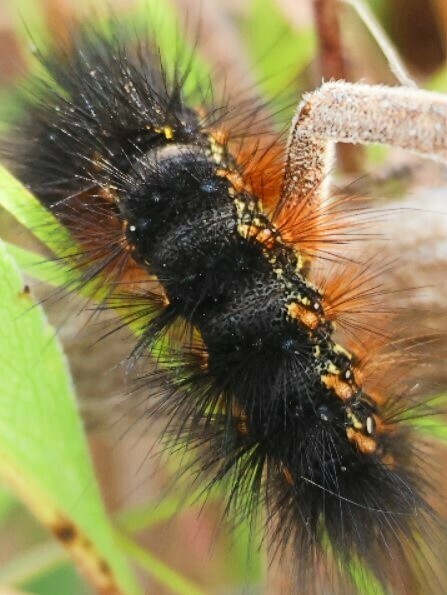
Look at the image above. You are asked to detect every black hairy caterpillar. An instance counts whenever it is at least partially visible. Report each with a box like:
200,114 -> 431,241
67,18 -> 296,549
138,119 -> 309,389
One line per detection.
3,18 -> 447,595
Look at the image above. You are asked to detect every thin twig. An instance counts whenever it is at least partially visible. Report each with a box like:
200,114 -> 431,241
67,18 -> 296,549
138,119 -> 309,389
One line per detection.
341,0 -> 417,87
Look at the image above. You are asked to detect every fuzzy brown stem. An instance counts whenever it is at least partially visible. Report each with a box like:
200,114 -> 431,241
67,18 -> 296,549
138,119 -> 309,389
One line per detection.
281,81 -> 447,212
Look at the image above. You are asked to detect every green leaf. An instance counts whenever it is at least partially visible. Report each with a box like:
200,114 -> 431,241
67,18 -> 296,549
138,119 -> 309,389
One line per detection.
5,0 -> 48,52
117,533 -> 205,595
0,165 -> 76,258
25,563 -> 93,595
244,0 -> 316,102
116,490 -> 217,535
418,420 -> 447,442
0,541 -> 67,587
0,239 -> 140,595
4,242 -> 77,289
409,417 -> 447,443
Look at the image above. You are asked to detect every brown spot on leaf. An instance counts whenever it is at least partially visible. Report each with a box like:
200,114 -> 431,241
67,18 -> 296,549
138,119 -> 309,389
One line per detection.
53,521 -> 77,543
99,559 -> 111,576
18,284 -> 32,299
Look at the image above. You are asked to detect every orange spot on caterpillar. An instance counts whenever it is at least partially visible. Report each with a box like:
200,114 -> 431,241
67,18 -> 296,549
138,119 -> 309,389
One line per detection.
209,126 -> 228,147
232,402 -> 249,436
351,364 -> 364,387
381,452 -> 396,468
286,301 -> 321,330
321,374 -> 354,401
346,427 -> 377,454
236,418 -> 249,435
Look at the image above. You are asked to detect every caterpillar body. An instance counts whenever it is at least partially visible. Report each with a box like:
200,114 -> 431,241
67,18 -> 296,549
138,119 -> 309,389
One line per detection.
3,23 -> 447,595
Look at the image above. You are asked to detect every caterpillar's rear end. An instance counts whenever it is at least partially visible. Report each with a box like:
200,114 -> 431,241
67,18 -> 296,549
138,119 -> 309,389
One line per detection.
3,25 -> 447,594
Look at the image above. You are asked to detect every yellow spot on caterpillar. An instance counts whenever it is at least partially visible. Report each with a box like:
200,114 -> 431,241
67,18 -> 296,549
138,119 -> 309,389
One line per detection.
216,167 -> 246,193
273,268 -> 284,279
333,343 -> 352,360
346,427 -> 377,454
209,135 -> 225,164
287,301 -> 321,330
164,126 -> 174,140
326,361 -> 340,375
321,374 -> 354,400
295,253 -> 306,273
154,125 -> 174,140
209,127 -> 228,146
238,224 -> 276,248
346,409 -> 363,430
381,452 -> 395,467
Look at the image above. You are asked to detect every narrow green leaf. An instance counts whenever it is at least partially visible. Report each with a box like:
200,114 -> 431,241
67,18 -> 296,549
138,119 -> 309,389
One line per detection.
118,493 -> 203,535
0,239 -> 140,594
0,165 -> 76,258
4,242 -> 76,288
117,532 -> 205,595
